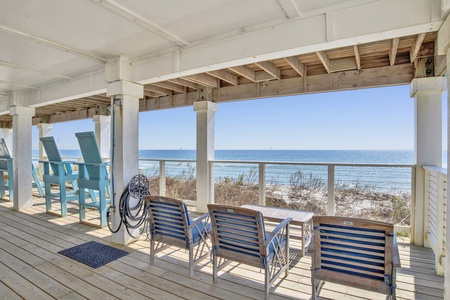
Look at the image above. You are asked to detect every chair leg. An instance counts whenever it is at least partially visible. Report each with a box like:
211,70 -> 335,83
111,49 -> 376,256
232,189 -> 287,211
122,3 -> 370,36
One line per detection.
45,183 -> 51,212
189,245 -> 194,277
150,239 -> 155,264
79,187 -> 86,223
212,253 -> 218,284
264,264 -> 270,300
99,187 -> 106,228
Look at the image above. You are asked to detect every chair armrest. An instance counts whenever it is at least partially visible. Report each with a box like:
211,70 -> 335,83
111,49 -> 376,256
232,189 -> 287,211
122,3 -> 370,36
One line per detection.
265,217 -> 292,246
74,162 -> 109,167
39,160 -> 73,165
392,234 -> 401,268
188,212 -> 210,228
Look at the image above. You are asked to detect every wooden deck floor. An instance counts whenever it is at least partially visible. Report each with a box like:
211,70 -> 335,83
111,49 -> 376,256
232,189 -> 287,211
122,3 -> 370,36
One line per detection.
0,194 -> 444,300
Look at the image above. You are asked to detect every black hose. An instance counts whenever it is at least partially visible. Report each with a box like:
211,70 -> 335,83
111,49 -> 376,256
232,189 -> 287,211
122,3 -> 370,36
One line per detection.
107,181 -> 150,239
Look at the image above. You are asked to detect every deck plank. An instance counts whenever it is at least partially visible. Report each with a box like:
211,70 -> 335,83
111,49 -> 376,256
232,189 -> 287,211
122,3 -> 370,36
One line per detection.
0,196 -> 445,300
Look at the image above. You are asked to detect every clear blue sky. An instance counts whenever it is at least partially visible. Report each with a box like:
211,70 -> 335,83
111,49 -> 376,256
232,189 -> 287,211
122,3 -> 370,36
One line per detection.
29,84 -> 447,151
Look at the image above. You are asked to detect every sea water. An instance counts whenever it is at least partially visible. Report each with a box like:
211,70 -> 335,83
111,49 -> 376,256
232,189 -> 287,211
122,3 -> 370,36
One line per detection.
37,149 -> 447,193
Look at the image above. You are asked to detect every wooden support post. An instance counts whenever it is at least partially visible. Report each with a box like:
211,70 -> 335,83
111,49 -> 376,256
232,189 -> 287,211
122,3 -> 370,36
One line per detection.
159,160 -> 166,196
259,163 -> 266,206
327,165 -> 335,216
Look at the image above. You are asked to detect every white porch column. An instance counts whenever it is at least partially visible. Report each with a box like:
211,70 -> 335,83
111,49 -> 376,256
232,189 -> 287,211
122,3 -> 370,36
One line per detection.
410,77 -> 445,246
93,115 -> 111,160
2,128 -> 13,154
106,56 -> 143,245
37,123 -> 52,180
9,105 -> 35,210
194,101 -> 217,213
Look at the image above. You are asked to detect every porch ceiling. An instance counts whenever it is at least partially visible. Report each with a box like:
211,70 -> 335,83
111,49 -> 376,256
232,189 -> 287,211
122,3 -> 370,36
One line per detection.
0,0 -> 443,125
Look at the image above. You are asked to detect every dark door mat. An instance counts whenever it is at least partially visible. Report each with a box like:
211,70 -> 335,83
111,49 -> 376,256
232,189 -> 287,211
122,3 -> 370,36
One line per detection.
58,241 -> 129,268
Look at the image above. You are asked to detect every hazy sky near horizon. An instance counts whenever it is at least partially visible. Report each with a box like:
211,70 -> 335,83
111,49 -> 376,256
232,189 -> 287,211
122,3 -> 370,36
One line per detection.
29,84 -> 447,151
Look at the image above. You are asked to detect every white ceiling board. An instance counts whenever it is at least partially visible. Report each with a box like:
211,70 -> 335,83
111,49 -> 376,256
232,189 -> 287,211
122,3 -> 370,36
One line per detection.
0,0 -> 173,59
117,0 -> 287,43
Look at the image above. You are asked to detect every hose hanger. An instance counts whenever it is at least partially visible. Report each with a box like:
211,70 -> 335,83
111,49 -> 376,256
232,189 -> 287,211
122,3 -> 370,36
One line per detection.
107,174 -> 151,238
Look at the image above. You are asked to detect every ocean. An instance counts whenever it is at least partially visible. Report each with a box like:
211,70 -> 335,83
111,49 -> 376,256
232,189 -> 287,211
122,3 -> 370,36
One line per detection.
36,149 -> 446,193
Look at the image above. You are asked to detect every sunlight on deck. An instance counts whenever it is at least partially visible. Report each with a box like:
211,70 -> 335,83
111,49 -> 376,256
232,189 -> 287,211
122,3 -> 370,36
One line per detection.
0,192 -> 444,300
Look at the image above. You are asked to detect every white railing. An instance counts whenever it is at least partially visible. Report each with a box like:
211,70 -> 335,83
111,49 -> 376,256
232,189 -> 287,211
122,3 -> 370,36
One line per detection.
424,165 -> 447,276
139,158 -> 415,222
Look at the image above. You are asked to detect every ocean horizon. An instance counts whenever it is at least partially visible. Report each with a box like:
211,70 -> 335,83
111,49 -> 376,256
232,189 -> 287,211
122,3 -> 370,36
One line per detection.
33,149 -> 447,193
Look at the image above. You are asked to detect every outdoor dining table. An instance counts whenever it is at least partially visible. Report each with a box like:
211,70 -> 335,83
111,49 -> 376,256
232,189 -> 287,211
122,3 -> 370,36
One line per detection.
241,204 -> 314,256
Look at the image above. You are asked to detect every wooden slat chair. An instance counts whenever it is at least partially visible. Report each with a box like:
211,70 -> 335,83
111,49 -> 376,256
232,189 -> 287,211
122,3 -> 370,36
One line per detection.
310,216 -> 401,300
31,164 -> 45,197
145,196 -> 211,277
0,138 -> 13,200
207,204 -> 291,300
40,136 -> 79,216
75,131 -> 111,228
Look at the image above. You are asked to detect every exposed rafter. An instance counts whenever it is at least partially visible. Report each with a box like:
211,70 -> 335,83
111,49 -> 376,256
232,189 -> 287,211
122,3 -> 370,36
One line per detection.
167,78 -> 198,90
0,25 -> 106,63
389,38 -> 400,66
152,81 -> 185,93
228,66 -> 256,82
410,33 -> 426,62
316,51 -> 331,73
353,45 -> 361,70
145,85 -> 171,96
207,70 -> 239,85
184,74 -> 219,88
284,56 -> 304,77
255,61 -> 281,80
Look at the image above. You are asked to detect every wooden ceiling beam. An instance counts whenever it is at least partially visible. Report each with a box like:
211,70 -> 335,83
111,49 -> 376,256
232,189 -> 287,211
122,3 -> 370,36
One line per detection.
353,45 -> 361,70
410,33 -> 426,62
145,85 -> 171,96
228,65 -> 256,82
255,61 -> 281,80
330,57 -> 357,72
152,81 -> 185,93
389,38 -> 400,66
316,51 -> 331,73
167,78 -> 198,90
184,74 -> 219,88
207,70 -> 239,85
284,56 -> 305,77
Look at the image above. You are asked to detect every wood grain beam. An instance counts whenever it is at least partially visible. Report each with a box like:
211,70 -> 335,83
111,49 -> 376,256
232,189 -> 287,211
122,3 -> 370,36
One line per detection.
207,70 -> 239,85
255,61 -> 281,80
389,38 -> 400,66
152,81 -> 185,93
410,33 -> 426,62
184,74 -> 219,88
228,66 -> 256,82
330,57 -> 357,72
167,78 -> 198,90
145,85 -> 171,96
353,45 -> 361,70
316,51 -> 331,73
284,56 -> 305,77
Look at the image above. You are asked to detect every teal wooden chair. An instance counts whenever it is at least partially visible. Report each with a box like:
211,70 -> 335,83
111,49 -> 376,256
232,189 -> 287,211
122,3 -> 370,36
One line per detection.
40,136 -> 79,216
32,164 -> 45,197
75,131 -> 111,227
0,138 -> 13,200
208,204 -> 291,300
146,196 -> 211,277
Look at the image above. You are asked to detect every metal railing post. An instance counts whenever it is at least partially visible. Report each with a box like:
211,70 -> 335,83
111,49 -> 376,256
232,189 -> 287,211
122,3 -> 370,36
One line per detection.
159,160 -> 166,196
327,165 -> 335,216
259,163 -> 266,206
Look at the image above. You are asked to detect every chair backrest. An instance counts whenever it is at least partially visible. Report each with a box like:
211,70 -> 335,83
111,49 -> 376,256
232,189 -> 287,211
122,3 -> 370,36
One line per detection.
40,136 -> 63,175
0,138 -> 11,170
312,216 -> 395,292
208,204 -> 267,260
146,196 -> 191,245
75,131 -> 104,180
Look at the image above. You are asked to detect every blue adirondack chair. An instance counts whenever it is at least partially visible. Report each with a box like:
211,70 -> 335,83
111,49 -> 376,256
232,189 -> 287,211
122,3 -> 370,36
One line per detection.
0,138 -> 13,200
40,136 -> 79,216
75,131 -> 111,228
32,164 -> 45,197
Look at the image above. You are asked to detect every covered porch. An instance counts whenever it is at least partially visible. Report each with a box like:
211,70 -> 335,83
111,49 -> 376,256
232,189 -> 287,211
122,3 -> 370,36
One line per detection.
0,0 -> 449,298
